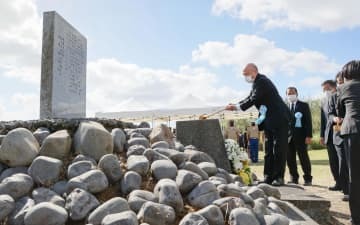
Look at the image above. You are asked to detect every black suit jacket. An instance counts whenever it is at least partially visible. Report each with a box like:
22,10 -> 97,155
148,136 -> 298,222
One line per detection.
337,79 -> 360,136
320,96 -> 334,144
289,100 -> 312,144
239,74 -> 291,130
328,92 -> 343,145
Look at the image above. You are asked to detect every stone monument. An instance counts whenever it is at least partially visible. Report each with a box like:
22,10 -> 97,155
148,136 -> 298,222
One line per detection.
40,11 -> 87,119
176,119 -> 231,172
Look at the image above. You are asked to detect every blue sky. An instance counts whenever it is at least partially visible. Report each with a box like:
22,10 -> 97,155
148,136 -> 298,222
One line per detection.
0,0 -> 359,120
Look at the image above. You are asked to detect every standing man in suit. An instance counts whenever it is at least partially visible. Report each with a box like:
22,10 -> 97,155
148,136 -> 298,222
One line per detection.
329,72 -> 349,201
286,87 -> 313,185
321,80 -> 341,191
226,63 -> 291,186
337,60 -> 360,224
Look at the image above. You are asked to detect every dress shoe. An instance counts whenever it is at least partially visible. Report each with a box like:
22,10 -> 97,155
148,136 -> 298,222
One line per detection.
287,180 -> 298,184
349,218 -> 359,225
328,185 -> 341,191
303,181 -> 312,186
259,178 -> 273,184
349,218 -> 355,225
272,178 -> 284,186
349,218 -> 360,225
342,195 -> 349,201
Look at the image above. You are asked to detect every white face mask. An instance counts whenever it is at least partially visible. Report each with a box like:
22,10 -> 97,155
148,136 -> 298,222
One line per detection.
245,75 -> 255,83
324,90 -> 332,98
287,94 -> 297,103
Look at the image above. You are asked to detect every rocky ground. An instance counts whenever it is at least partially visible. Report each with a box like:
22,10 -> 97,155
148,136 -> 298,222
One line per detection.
0,121 -> 311,225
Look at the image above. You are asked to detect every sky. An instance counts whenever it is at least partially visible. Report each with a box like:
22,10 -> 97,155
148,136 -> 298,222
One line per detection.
0,0 -> 359,121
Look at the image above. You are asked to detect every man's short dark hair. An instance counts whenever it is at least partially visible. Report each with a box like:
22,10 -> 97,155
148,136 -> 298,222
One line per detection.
321,80 -> 337,88
342,60 -> 360,80
335,71 -> 344,81
286,86 -> 298,95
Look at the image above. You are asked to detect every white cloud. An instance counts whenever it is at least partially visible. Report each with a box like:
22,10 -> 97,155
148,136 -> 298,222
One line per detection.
0,0 -> 42,84
0,0 -> 339,121
87,58 -> 245,117
0,93 -> 39,121
0,0 -> 247,121
0,104 -> 5,121
192,34 -> 340,75
300,76 -> 324,87
212,0 -> 360,31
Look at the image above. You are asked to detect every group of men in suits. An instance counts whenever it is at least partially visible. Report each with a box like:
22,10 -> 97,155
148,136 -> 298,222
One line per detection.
226,61 -> 360,225
226,63 -> 313,186
334,60 -> 360,225
320,77 -> 349,202
320,66 -> 360,224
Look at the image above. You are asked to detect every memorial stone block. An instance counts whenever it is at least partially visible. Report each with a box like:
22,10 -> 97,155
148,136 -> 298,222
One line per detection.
176,119 -> 231,172
40,11 -> 86,119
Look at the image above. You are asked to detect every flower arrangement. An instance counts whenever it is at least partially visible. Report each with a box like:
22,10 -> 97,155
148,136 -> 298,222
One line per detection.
224,139 -> 252,185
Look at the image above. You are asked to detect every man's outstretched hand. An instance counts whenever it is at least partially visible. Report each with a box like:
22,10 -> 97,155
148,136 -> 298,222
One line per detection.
225,104 -> 237,111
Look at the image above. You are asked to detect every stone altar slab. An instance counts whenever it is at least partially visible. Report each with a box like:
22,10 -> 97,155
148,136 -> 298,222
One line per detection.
176,119 -> 231,172
40,11 -> 87,119
278,185 -> 331,224
274,199 -> 319,225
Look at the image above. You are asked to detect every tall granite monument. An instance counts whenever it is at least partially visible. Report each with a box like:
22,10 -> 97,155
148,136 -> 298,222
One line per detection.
40,11 -> 87,119
176,119 -> 231,172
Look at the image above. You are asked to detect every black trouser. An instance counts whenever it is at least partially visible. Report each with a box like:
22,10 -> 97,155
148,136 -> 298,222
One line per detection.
287,139 -> 312,182
334,142 -> 349,195
343,134 -> 360,224
326,140 -> 340,186
263,123 -> 288,181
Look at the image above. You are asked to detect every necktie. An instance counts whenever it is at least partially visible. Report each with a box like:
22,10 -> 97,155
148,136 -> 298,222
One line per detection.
291,103 -> 295,114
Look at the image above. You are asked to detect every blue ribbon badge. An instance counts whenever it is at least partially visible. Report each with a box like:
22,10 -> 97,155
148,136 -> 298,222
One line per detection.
295,112 -> 303,128
255,105 -> 267,125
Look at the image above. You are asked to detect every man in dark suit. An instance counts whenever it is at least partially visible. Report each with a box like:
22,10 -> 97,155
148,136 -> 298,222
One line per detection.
286,87 -> 313,185
321,80 -> 341,191
328,72 -> 349,201
226,63 -> 291,186
337,60 -> 360,225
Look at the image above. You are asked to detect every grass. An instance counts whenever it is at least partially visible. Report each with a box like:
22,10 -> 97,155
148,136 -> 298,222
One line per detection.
250,149 -> 335,187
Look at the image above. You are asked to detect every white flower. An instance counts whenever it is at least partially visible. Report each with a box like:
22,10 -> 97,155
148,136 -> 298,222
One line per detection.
224,139 -> 248,172
239,151 -> 249,161
233,160 -> 243,171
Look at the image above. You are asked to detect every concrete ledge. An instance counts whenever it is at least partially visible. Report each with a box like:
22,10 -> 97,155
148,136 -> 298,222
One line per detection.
277,200 -> 319,225
278,185 -> 331,225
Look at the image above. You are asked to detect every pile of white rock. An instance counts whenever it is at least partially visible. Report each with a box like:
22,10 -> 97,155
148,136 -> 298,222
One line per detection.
0,121 -> 294,225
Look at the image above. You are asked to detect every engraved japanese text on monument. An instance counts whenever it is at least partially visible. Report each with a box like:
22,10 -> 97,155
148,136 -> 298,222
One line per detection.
40,11 -> 86,119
